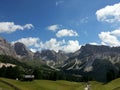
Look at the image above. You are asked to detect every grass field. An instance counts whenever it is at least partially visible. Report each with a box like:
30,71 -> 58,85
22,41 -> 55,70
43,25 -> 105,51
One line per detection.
0,77 -> 120,90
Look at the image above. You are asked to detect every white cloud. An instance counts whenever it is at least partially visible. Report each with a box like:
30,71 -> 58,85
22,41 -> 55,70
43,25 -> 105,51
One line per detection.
99,31 -> 120,46
96,2 -> 120,23
40,38 -> 81,53
0,22 -> 33,33
89,42 -> 100,45
12,37 -> 40,47
30,48 -> 37,53
23,24 -> 33,29
12,37 -> 81,53
47,24 -> 60,31
56,29 -> 78,37
40,38 -> 65,52
111,29 -> 120,36
62,40 -> 81,53
96,2 -> 120,47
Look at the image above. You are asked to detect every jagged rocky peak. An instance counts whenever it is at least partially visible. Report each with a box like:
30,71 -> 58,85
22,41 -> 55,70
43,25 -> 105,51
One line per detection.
80,44 -> 120,54
41,49 -> 56,56
70,44 -> 120,60
34,49 -> 69,63
0,37 -> 13,48
40,49 -> 58,61
80,44 -> 111,53
57,50 -> 69,60
62,44 -> 120,82
34,51 -> 41,58
14,42 -> 29,56
14,42 -> 34,59
40,49 -> 69,61
0,37 -> 17,57
58,50 -> 65,54
0,37 -> 7,45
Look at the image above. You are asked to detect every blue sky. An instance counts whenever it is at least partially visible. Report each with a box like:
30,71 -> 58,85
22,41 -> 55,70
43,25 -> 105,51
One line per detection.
0,0 -> 120,53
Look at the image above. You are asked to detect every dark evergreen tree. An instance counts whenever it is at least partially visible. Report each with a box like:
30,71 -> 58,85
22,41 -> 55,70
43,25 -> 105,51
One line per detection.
106,70 -> 115,82
0,65 -> 6,77
33,68 -> 42,79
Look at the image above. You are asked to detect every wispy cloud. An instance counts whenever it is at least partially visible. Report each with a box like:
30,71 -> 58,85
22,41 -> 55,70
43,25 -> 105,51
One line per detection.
80,17 -> 88,23
56,29 -> 78,38
0,22 -> 33,33
56,1 -> 64,6
83,31 -> 88,36
47,24 -> 60,31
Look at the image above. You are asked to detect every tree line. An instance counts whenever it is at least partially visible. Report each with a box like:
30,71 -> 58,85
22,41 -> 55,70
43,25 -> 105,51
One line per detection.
0,55 -> 120,82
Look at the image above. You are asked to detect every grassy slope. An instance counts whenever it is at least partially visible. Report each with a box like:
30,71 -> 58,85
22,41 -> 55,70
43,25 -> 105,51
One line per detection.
0,81 -> 14,90
0,78 -> 120,90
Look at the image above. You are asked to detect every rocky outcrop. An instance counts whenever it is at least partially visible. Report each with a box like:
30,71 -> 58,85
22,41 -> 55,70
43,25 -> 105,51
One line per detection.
62,44 -> 120,82
1,36 -> 120,82
13,42 -> 34,59
0,37 -> 17,57
34,50 -> 68,66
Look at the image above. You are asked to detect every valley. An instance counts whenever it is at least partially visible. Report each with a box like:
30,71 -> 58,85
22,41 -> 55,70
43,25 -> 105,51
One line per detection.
0,77 -> 120,90
0,37 -> 120,82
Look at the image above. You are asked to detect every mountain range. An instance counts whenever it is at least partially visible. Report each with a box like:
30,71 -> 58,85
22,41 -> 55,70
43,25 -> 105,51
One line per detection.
0,37 -> 120,82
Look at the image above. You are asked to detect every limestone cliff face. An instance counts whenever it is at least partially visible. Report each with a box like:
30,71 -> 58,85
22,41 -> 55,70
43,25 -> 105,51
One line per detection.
62,44 -> 120,82
0,37 -> 17,57
34,50 -> 69,66
13,42 -> 34,59
0,37 -> 33,60
1,36 -> 120,82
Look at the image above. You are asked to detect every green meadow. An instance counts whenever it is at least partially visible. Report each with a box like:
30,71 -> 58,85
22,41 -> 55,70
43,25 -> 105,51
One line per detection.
0,77 -> 120,90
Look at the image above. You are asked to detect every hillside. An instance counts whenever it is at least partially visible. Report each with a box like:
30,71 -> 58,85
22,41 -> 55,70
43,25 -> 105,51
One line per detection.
0,37 -> 120,82
0,37 -> 17,58
0,77 -> 120,90
62,44 -> 120,82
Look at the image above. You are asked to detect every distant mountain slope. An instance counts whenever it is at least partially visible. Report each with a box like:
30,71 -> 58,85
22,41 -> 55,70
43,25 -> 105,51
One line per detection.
0,37 -> 17,58
0,37 -> 120,82
34,50 -> 69,66
14,42 -> 34,59
62,44 -> 120,82
0,37 -> 68,67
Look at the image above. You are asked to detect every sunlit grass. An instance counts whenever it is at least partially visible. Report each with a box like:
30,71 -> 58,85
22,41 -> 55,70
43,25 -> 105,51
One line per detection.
0,80 -> 15,90
0,77 -> 120,90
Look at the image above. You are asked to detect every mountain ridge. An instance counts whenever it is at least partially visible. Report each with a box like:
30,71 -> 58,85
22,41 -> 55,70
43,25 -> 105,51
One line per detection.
62,44 -> 120,82
0,37 -> 120,82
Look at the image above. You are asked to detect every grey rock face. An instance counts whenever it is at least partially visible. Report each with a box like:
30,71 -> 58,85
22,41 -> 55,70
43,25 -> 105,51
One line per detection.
0,37 -> 17,57
62,44 -> 120,82
14,42 -> 34,59
34,50 -> 68,65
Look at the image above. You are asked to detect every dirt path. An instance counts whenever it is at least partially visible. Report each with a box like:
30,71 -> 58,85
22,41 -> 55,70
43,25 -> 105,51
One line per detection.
0,79 -> 20,90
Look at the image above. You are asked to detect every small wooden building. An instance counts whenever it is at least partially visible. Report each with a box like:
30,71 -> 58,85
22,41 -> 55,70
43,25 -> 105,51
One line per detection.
23,75 -> 35,81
